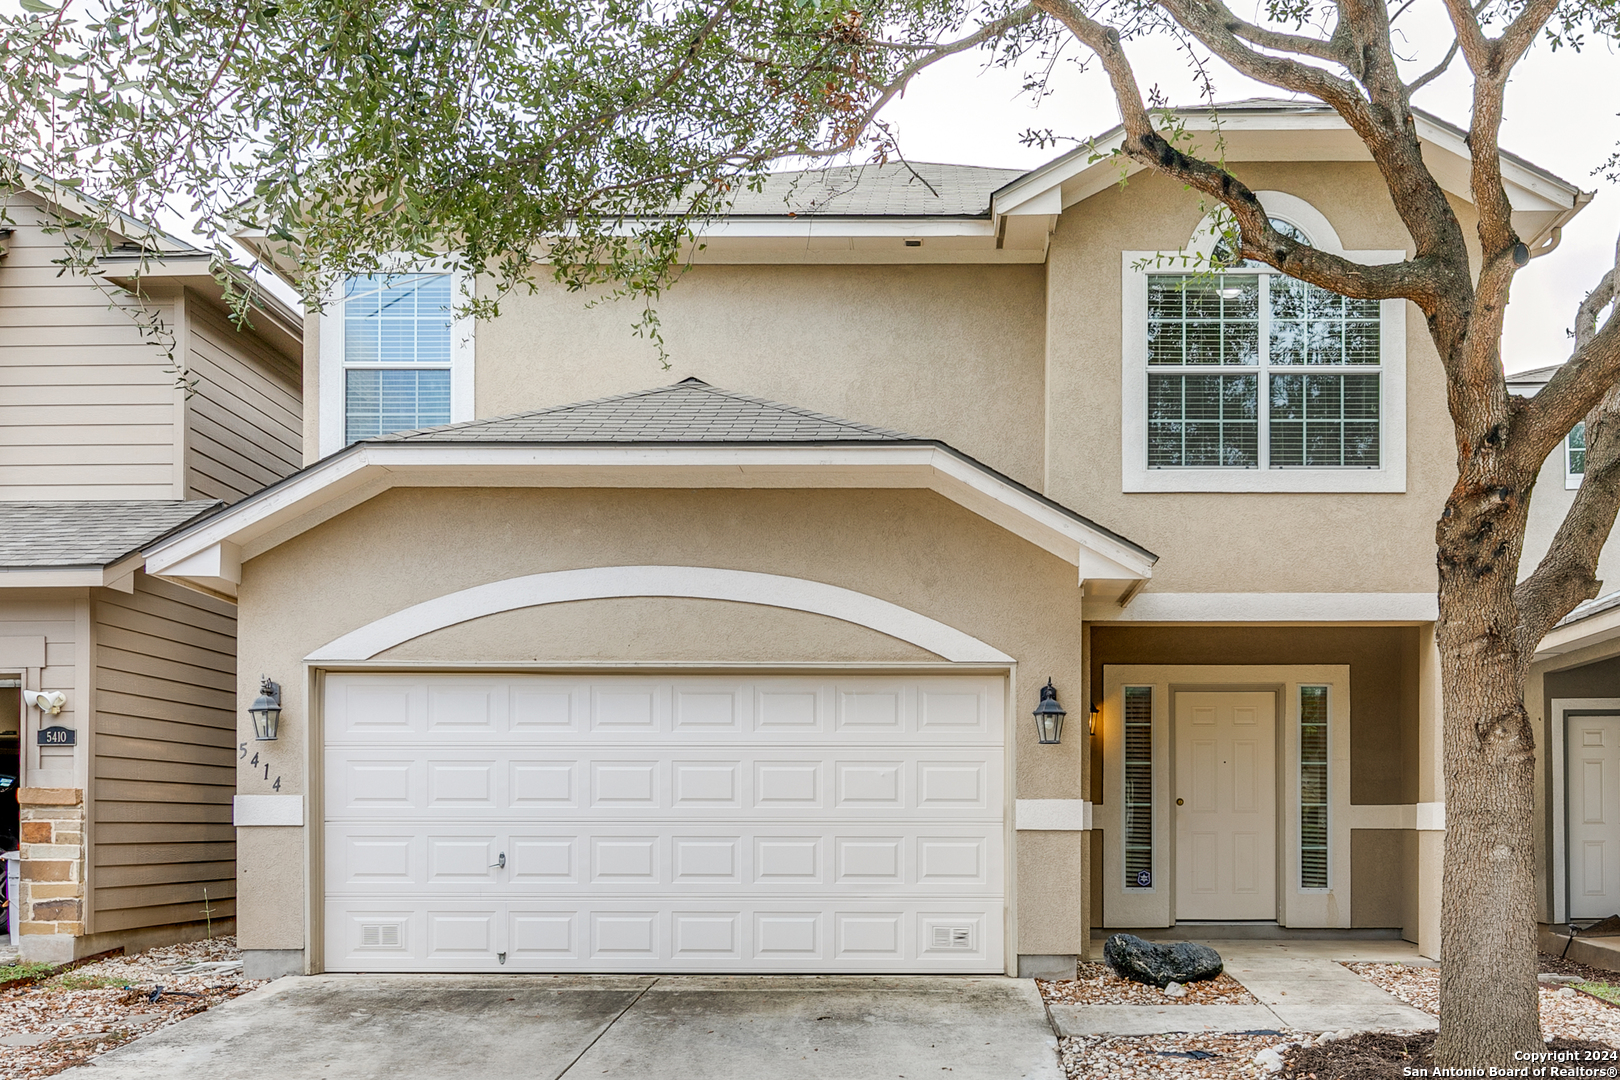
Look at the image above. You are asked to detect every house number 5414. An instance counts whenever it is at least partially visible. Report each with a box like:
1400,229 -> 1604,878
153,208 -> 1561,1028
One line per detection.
238,743 -> 281,791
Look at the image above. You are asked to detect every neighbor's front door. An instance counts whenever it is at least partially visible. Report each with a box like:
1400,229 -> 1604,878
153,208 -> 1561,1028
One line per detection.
1569,715 -> 1620,919
1174,691 -> 1277,921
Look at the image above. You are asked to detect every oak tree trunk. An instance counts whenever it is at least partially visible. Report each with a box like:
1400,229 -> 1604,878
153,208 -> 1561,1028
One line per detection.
1432,471 -> 1544,1064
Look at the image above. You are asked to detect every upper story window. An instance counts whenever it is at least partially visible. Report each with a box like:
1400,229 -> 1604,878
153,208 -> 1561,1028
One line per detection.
1567,421 -> 1586,488
1122,191 -> 1408,493
319,270 -> 474,457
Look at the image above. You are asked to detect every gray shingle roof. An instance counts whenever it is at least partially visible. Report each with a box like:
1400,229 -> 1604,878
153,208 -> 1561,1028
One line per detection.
373,378 -> 917,443
721,163 -> 1023,218
1556,590 -> 1620,630
0,501 -> 223,568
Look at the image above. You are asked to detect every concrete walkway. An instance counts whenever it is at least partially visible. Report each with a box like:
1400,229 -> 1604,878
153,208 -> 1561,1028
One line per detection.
60,974 -> 1064,1080
1050,939 -> 1438,1036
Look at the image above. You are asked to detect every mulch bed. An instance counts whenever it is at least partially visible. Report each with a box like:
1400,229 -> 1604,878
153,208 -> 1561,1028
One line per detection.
1279,1032 -> 1616,1080
1541,952 -> 1620,983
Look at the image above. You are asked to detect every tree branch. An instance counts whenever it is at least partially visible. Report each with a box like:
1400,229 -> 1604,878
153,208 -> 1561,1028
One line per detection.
1406,39 -> 1459,93
1218,16 -> 1345,66
1029,0 -> 1445,305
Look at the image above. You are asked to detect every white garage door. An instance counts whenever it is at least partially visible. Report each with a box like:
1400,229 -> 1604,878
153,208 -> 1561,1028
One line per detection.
323,673 -> 1006,973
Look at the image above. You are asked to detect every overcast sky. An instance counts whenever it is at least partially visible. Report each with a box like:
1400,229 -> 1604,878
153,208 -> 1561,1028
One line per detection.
872,6 -> 1619,375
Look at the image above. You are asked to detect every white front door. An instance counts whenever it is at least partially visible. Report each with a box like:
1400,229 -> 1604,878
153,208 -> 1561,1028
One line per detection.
1174,691 -> 1276,920
321,672 -> 1006,973
1569,715 -> 1620,919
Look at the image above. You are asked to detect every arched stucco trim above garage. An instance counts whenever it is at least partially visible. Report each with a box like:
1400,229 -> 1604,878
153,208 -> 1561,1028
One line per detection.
305,565 -> 1016,664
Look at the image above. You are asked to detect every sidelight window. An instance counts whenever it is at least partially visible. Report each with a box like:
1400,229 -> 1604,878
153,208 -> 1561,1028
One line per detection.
1123,686 -> 1155,889
1299,685 -> 1330,890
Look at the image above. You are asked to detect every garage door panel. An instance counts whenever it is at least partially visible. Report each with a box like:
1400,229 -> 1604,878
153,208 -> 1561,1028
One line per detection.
327,675 -> 999,747
326,751 -> 1003,820
328,901 -> 1004,972
327,826 -> 1003,896
324,673 -> 1005,973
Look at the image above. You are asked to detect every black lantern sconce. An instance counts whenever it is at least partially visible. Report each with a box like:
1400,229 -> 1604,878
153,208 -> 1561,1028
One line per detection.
1089,702 -> 1100,737
250,676 -> 282,741
1032,679 -> 1067,745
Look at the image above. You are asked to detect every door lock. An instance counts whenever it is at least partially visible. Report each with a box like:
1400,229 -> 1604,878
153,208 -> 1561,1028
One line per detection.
1176,798 -> 1185,806
490,852 -> 506,869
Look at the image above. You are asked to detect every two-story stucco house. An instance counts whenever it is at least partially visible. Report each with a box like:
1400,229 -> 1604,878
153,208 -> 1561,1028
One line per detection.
143,100 -> 1595,981
1,184 -> 304,962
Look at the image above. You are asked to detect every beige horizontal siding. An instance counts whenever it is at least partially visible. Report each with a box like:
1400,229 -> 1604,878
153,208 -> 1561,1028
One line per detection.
92,572 -> 238,935
185,295 -> 302,503
0,201 -> 184,500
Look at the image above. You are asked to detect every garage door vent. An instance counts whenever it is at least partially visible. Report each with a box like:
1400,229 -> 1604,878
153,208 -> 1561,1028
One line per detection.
931,926 -> 973,950
361,923 -> 403,948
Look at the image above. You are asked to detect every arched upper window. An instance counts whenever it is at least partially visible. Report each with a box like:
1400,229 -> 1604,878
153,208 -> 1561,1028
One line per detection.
1120,190 -> 1409,494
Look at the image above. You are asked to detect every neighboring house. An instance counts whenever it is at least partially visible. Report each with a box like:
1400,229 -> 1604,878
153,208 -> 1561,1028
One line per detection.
148,99 -> 1591,980
1510,364 -> 1620,936
0,186 -> 303,962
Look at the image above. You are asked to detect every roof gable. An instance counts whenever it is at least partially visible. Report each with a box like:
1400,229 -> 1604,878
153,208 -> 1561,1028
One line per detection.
143,380 -> 1157,598
992,100 -> 1587,251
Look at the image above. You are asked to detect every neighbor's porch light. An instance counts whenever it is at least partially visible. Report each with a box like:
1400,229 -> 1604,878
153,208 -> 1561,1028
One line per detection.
250,676 -> 282,741
1032,679 -> 1067,745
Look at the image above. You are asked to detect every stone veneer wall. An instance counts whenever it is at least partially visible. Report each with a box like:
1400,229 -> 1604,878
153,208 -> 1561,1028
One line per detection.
17,788 -> 86,959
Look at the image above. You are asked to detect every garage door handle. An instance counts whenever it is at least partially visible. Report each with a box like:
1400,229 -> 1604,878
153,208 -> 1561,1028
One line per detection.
490,853 -> 506,870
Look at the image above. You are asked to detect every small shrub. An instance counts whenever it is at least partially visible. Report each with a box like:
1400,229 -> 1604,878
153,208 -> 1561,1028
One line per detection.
0,962 -> 57,986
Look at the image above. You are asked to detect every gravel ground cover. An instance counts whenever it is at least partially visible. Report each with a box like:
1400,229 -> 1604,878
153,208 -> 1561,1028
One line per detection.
1039,961 -> 1260,1005
0,937 -> 261,1079
1060,1032 -> 1292,1080
1344,959 -> 1620,1044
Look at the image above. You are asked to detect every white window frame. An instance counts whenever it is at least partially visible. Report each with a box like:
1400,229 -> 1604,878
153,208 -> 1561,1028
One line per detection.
1122,190 -> 1408,493
1566,421 -> 1585,490
318,265 -> 476,459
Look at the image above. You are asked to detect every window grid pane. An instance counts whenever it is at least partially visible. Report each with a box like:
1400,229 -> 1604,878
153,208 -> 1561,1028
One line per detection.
1148,275 -> 1260,366
1148,373 -> 1259,467
1300,685 -> 1329,890
344,274 -> 452,365
1569,421 -> 1586,476
1269,277 -> 1380,366
1269,373 -> 1380,467
345,369 -> 451,443
1124,686 -> 1154,888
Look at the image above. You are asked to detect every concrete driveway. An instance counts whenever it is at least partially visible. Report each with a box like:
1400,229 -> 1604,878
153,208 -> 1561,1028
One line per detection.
60,974 -> 1063,1080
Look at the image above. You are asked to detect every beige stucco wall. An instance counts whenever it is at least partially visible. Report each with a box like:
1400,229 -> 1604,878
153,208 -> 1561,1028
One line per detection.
234,485 -> 1088,958
1045,163 -> 1457,594
474,264 -> 1049,492
1520,447 -> 1620,590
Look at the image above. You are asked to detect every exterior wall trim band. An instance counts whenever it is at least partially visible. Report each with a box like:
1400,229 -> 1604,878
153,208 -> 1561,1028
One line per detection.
306,565 -> 1016,665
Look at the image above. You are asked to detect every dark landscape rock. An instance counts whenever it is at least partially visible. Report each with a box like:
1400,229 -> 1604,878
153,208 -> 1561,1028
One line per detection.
1102,933 -> 1224,987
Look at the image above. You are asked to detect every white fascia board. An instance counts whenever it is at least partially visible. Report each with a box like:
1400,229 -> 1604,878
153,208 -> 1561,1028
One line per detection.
145,449 -> 378,574
692,218 -> 998,240
157,541 -> 242,597
0,568 -> 106,589
144,443 -> 1154,585
1536,605 -> 1620,658
0,552 -> 147,591
1087,591 -> 1438,622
